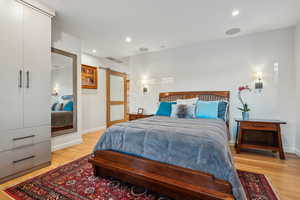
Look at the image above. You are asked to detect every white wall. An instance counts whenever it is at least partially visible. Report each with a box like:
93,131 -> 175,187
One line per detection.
51,19 -> 83,151
295,23 -> 300,156
81,54 -> 129,133
51,54 -> 73,103
129,28 -> 296,152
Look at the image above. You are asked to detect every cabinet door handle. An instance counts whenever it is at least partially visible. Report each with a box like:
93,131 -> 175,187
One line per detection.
19,70 -> 22,88
26,71 -> 30,88
13,135 -> 35,141
13,155 -> 35,164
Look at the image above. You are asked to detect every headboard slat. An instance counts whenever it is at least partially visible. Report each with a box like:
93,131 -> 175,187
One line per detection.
159,91 -> 230,102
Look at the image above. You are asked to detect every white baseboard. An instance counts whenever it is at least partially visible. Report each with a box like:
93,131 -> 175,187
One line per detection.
283,146 -> 295,154
295,148 -> 300,157
81,126 -> 106,135
51,133 -> 83,152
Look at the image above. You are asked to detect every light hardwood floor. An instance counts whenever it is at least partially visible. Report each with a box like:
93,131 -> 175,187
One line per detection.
1,130 -> 300,200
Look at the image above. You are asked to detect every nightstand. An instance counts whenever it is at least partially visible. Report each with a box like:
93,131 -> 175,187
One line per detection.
235,119 -> 286,159
128,114 -> 154,121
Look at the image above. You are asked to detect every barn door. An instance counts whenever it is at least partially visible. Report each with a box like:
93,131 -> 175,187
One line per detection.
106,69 -> 127,127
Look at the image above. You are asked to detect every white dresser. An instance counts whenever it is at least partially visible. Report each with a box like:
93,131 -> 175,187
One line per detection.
0,0 -> 54,183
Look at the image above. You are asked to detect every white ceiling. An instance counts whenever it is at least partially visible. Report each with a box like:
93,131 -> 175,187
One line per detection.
40,0 -> 300,58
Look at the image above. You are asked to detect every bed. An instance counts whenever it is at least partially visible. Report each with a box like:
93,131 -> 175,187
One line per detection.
89,91 -> 246,200
51,95 -> 74,132
51,111 -> 73,131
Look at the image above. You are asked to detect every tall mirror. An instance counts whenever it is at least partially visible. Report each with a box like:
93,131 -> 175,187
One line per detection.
51,48 -> 77,137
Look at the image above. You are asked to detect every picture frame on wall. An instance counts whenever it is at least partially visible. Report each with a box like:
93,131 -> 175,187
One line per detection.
81,65 -> 98,89
137,108 -> 144,115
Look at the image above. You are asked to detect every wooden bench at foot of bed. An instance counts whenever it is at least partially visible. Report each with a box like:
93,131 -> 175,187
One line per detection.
89,151 -> 234,200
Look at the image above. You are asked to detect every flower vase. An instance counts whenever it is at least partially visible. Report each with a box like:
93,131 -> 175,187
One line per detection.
242,112 -> 249,120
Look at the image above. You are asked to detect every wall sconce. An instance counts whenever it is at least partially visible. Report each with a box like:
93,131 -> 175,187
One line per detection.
52,84 -> 59,96
143,86 -> 148,95
141,79 -> 149,95
255,71 -> 263,92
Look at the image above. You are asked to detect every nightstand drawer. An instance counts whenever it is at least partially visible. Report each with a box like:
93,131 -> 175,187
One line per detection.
129,114 -> 153,121
241,122 -> 277,131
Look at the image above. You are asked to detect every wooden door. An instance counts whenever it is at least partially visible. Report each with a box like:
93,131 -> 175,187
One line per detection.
0,0 -> 23,131
106,69 -> 127,127
23,6 -> 51,128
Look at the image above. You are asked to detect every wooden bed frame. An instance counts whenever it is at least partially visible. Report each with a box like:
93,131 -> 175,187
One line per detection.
89,91 -> 233,200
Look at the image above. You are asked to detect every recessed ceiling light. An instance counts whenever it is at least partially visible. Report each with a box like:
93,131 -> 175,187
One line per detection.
232,9 -> 240,16
226,28 -> 241,35
92,49 -> 97,53
125,37 -> 132,43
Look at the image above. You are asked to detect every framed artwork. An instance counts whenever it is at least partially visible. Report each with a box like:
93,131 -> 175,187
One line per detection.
137,108 -> 144,115
81,65 -> 98,89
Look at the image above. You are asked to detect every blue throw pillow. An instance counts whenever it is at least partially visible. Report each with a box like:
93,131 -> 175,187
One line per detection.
63,101 -> 73,111
155,102 -> 175,116
218,101 -> 228,121
195,101 -> 219,119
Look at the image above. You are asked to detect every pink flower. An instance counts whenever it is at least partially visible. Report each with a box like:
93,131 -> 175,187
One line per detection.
238,85 -> 250,92
238,86 -> 245,91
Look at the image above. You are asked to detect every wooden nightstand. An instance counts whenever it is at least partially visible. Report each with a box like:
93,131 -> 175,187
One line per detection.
128,114 -> 154,121
235,119 -> 286,159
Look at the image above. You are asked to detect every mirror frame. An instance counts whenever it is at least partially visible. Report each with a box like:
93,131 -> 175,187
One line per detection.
51,47 -> 78,137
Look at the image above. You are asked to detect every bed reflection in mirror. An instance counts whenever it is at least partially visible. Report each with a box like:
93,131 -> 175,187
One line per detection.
51,48 -> 77,137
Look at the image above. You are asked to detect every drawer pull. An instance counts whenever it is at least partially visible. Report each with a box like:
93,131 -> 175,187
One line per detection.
13,155 -> 35,164
252,124 -> 265,127
13,135 -> 35,141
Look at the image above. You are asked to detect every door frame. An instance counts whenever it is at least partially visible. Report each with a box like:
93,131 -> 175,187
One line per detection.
106,69 -> 128,127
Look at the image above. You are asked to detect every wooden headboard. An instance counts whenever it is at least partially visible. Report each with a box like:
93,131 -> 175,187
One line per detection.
159,91 -> 230,102
159,91 -> 230,128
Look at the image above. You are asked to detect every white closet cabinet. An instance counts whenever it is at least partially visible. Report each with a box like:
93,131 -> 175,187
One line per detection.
0,0 -> 23,131
0,0 -> 54,183
23,5 -> 51,128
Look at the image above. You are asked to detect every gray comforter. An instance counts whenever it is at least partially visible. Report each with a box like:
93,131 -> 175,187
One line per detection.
94,116 -> 246,199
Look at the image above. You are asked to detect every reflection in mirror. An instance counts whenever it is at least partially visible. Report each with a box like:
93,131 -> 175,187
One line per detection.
51,48 -> 77,137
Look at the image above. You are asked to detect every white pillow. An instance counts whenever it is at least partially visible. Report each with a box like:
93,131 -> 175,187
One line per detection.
176,98 -> 198,105
170,104 -> 178,118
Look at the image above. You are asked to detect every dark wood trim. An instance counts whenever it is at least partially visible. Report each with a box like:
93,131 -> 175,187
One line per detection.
235,119 -> 286,124
110,101 -> 125,105
159,91 -> 230,101
129,114 -> 154,121
51,48 -> 78,137
89,151 -> 234,200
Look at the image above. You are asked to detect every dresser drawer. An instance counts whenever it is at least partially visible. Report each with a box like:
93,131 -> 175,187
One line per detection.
240,122 -> 278,131
0,140 -> 51,179
0,126 -> 50,152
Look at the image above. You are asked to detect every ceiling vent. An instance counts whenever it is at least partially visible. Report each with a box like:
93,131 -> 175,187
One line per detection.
105,57 -> 123,63
226,28 -> 241,35
139,47 -> 149,52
